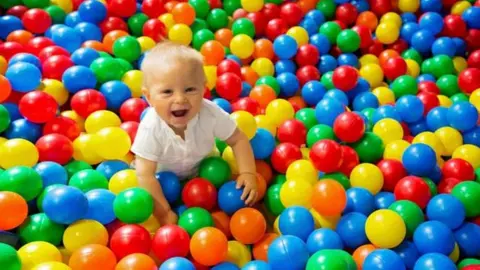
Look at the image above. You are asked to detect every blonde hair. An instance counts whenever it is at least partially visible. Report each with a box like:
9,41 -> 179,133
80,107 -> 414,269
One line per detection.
141,40 -> 205,88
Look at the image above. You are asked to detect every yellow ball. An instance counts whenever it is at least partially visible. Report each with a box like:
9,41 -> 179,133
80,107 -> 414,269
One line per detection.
40,79 -> 69,106
310,208 -> 340,229
230,111 -> 257,140
118,152 -> 135,164
450,243 -> 460,263
373,118 -> 404,145
360,64 -> 384,88
380,12 -> 403,28
0,137 -> 7,146
109,169 -> 138,194
230,34 -> 255,59
286,160 -> 318,186
51,0 -> 73,13
438,95 -> 452,108
273,216 -> 281,235
286,26 -> 309,46
204,65 -> 217,90
241,0 -> 264,12
222,146 -> 238,175
254,115 -> 276,136
0,139 -> 39,169
140,215 -> 161,235
63,220 -> 108,252
137,36 -> 156,53
434,127 -> 463,156
398,0 -> 419,12
359,54 -> 379,67
159,13 -> 175,30
301,147 -> 311,160
72,133 -> 103,165
452,144 -> 480,169
226,241 -> 252,267
372,86 -> 395,105
280,179 -> 313,208
32,262 -> 71,270
413,131 -> 446,156
453,57 -> 468,73
85,110 -> 121,134
384,140 -> 410,161
96,127 -> 131,160
350,163 -> 384,195
451,1 -> 471,15
122,70 -> 144,98
375,22 -> 399,45
168,24 -> 192,46
406,59 -> 420,77
265,99 -> 295,127
58,247 -> 71,265
18,241 -> 62,270
365,209 -> 406,248
470,89 -> 480,112
61,110 -> 85,132
251,57 -> 275,77
0,56 -> 7,74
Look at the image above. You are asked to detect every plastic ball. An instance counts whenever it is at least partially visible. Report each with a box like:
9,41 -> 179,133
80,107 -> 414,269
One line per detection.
413,220 -> 455,255
182,178 -> 217,210
426,194 -> 465,230
268,235 -> 309,270
363,249 -> 406,270
160,257 -> 196,270
310,139 -> 343,173
451,181 -> 480,217
350,163 -> 384,195
333,112 -> 365,143
402,143 -> 436,176
373,118 -> 404,145
413,253 -> 456,270
190,227 -> 228,266
109,224 -> 151,259
68,244 -> 117,270
152,225 -> 190,262
17,241 -> 62,269
63,219 -> 108,253
389,200 -> 425,237
454,222 -> 480,258
365,209 -> 406,249
113,187 -> 153,224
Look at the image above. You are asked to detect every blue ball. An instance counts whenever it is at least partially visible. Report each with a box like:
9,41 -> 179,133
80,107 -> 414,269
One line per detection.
402,143 -> 437,176
65,12 -> 83,27
96,160 -> 129,180
426,194 -> 465,230
51,26 -> 82,54
241,261 -> 271,270
447,101 -> 478,132
226,54 -> 242,66
0,15 -> 23,40
250,128 -> 275,160
42,186 -> 88,225
213,98 -> 233,113
4,118 -> 42,142
395,95 -> 424,123
218,181 -> 245,215
351,0 -> 370,12
453,37 -> 467,56
426,165 -> 442,184
8,53 -> 41,69
100,81 -> 132,110
393,241 -> 419,269
85,189 -> 116,224
454,222 -> 480,257
302,81 -> 326,106
273,35 -> 298,60
463,126 -> 480,147
279,206 -> 315,242
347,78 -> 370,102
62,66 -> 97,94
401,23 -> 421,44
174,204 -> 187,216
413,253 -> 456,270
315,97 -> 346,126
408,118 -> 429,136
353,92 -> 379,111
156,171 -> 181,204
420,0 -> 442,12
344,188 -> 376,215
5,62 -> 42,92
160,257 -> 196,270
268,235 -> 309,270
419,12 -> 444,35
375,192 -> 396,209
324,89 -> 348,106
462,7 -> 480,29
425,107 -> 448,131
417,74 -> 436,83
74,22 -> 103,42
275,60 -> 297,74
401,13 -> 417,23
71,48 -> 100,67
78,0 -> 107,24
299,19 -> 318,36
2,103 -> 21,122
240,82 -> 252,97
305,10 -> 325,26
318,55 -> 337,73
337,53 -> 359,68
212,262 -> 240,270
413,221 -> 455,255
34,161 -> 68,187
45,24 -> 68,39
306,228 -> 343,254
310,34 -> 331,55
277,72 -> 300,97
363,249 -> 406,270
431,37 -> 456,57
335,212 -> 368,249
411,30 -> 435,54
372,105 -> 401,124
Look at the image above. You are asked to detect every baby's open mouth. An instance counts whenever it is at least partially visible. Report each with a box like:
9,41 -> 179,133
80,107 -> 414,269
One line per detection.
171,109 -> 188,117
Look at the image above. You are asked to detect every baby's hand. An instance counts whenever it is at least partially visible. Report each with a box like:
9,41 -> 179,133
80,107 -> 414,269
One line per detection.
156,210 -> 178,226
236,172 -> 258,206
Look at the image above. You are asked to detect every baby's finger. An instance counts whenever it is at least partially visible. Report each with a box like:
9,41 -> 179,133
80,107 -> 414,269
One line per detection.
236,178 -> 245,189
245,191 -> 257,206
241,185 -> 251,201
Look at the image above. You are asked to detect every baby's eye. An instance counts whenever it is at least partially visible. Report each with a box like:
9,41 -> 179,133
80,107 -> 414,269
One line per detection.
185,87 -> 197,93
161,89 -> 173,95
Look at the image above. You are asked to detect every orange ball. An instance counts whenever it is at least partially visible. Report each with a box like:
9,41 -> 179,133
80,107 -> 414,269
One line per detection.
297,0 -> 318,13
252,233 -> 278,261
253,39 -> 274,60
249,85 -> 277,109
0,75 -> 12,103
0,191 -> 28,230
379,49 -> 400,67
241,66 -> 260,86
356,11 -> 378,31
311,179 -> 347,216
211,211 -> 231,239
353,244 -> 377,270
230,208 -> 266,244
7,30 -> 34,46
256,173 -> 267,202
103,30 -> 129,54
116,253 -> 157,270
256,160 -> 272,185
190,227 -> 228,266
165,1 -> 179,12
172,3 -> 196,25
68,244 -> 117,270
82,40 -> 106,52
288,96 -> 306,111
215,29 -> 233,47
201,40 -> 225,65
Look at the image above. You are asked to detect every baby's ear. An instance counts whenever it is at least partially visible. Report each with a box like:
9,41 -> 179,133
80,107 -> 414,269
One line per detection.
142,87 -> 151,104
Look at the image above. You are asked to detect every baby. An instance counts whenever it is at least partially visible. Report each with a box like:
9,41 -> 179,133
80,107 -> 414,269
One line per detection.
131,41 -> 258,225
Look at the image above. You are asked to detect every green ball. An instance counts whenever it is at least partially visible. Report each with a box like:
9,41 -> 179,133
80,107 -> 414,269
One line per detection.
271,174 -> 286,185
191,19 -> 208,34
189,0 -> 210,18
198,157 -> 231,188
265,0 -> 282,4
113,187 -> 154,224
430,55 -> 454,78
321,71 -> 335,90
116,58 -> 133,73
98,51 -> 113,58
421,58 -> 433,74
0,243 -> 21,270
316,0 -> 336,19
37,184 -> 65,212
69,169 -> 108,193
193,29 -> 215,51
295,108 -> 318,131
90,57 -> 124,84
458,258 -> 480,269
223,0 -> 241,15
112,36 -> 141,62
451,181 -> 480,217
215,138 -> 228,154
351,132 -> 384,163
475,168 -> 480,183
22,0 -> 48,8
17,213 -> 65,245
0,104 -> 11,133
389,200 -> 424,237
44,5 -> 66,25
128,13 -> 149,37
401,49 -> 423,65
264,184 -> 285,216
178,207 -> 214,236
307,124 -> 335,148
450,93 -> 469,103
436,74 -> 460,97
321,172 -> 350,189
256,76 -> 280,96
422,177 -> 438,196
336,30 -> 360,53
319,22 -> 342,44
206,9 -> 229,31
361,108 -> 375,131
64,161 -> 92,179
307,250 -> 352,270
391,75 -> 418,98
232,18 -> 256,38
0,166 -> 42,201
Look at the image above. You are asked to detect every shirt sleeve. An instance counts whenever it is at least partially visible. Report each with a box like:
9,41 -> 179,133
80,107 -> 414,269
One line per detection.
211,102 -> 238,141
131,123 -> 162,162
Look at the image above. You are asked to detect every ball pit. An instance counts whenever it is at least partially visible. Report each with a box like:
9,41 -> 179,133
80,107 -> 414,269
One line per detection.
1,0 -> 480,269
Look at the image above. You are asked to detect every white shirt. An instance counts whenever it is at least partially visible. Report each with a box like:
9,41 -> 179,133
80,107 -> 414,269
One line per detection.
131,99 -> 237,178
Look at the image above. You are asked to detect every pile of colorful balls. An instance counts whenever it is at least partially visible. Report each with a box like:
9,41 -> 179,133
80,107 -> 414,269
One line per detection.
1,0 -> 480,269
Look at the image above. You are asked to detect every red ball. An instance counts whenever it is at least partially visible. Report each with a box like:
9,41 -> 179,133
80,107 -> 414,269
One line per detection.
277,119 -> 307,147
332,65 -> 358,91
280,3 -> 303,26
468,50 -> 480,69
370,0 -> 392,16
232,97 -> 260,115
106,219 -> 126,237
99,17 -> 128,35
265,18 -> 288,40
382,57 -> 407,80
43,116 -> 81,141
19,91 -> 58,124
42,55 -> 74,80
442,158 -> 475,181
418,81 -> 440,95
295,44 -> 319,67
142,0 -> 166,18
233,9 -> 248,20
143,19 -> 167,42
438,177 -> 464,194
217,59 -> 241,77
262,3 -> 280,21
21,9 -> 51,34
0,42 -> 24,60
387,39 -> 409,53
7,5 -> 29,18
309,139 -> 344,173
107,0 -> 137,17
109,224 -> 151,259
152,225 -> 190,261
362,39 -> 384,56
338,145 -> 359,176
26,37 -> 55,56
216,72 -> 242,100
333,112 -> 365,143
120,121 -> 139,143
377,159 -> 407,192
443,15 -> 467,38
394,176 -> 431,209
119,98 -> 149,122
270,142 -> 302,173
296,65 -> 320,86
182,178 -> 217,210
208,0 -> 222,9
246,12 -> 267,36
35,134 -> 74,165
466,29 -> 480,51
71,89 -> 107,118
417,91 -> 439,116
352,25 -> 373,49
38,45 -> 69,62
73,0 -> 86,11
335,3 -> 358,26
458,68 -> 480,94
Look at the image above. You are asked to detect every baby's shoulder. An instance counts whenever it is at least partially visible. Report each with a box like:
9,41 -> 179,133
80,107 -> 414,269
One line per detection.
138,108 -> 165,132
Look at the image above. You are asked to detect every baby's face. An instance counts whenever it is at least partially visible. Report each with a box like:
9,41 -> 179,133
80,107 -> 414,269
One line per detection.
143,61 -> 205,130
